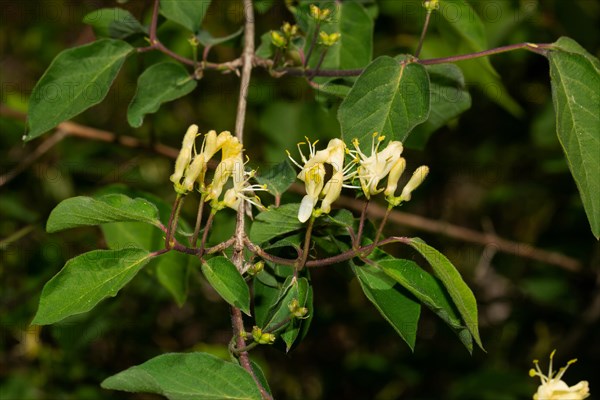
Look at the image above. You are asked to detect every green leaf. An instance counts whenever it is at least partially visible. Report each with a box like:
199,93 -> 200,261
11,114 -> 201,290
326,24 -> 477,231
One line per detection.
255,159 -> 297,196
439,0 -> 488,54
306,1 -> 373,71
547,37 -> 600,239
338,56 -> 430,147
249,203 -> 303,244
405,64 -> 471,149
374,257 -> 473,353
279,278 -> 311,351
250,361 -> 272,396
255,32 -> 274,59
261,276 -> 310,351
407,238 -> 483,350
196,26 -> 244,47
47,194 -> 161,233
127,62 -> 197,128
156,251 -> 192,307
201,257 -> 250,315
93,185 -> 194,304
432,2 -> 522,115
101,352 -> 263,400
32,248 -> 152,325
353,263 -> 421,350
160,0 -> 212,32
83,8 -> 147,39
25,39 -> 133,140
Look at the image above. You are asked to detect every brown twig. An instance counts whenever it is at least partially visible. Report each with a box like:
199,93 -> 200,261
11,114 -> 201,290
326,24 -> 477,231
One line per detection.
0,105 -> 580,271
333,195 -> 581,271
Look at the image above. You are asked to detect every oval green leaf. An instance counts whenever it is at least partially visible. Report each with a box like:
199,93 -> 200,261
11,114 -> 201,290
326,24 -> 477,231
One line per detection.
160,0 -> 212,32
127,62 -> 197,128
32,248 -> 152,325
83,8 -> 147,39
101,352 -> 263,400
374,257 -> 474,353
249,203 -> 303,244
405,63 -> 471,149
201,257 -> 250,315
547,37 -> 600,239
353,263 -> 421,351
406,238 -> 483,350
25,39 -> 133,140
47,194 -> 161,233
338,56 -> 430,147
306,1 -> 373,71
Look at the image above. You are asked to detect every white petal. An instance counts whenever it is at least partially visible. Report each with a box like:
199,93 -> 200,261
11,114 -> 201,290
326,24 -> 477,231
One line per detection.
298,195 -> 316,223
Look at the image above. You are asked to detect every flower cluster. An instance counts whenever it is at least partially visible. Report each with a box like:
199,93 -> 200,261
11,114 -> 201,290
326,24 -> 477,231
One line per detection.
530,350 -> 590,399
170,125 -> 266,211
288,133 -> 429,222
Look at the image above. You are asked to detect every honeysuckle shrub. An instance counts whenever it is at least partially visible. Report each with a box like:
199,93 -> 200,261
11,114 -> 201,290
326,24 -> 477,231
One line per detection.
21,0 -> 599,398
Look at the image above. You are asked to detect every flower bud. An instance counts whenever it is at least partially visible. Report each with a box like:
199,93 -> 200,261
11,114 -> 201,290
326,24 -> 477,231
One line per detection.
288,298 -> 309,319
384,157 -> 406,197
170,124 -> 198,186
282,22 -> 298,38
310,4 -> 331,21
319,31 -> 341,46
424,0 -> 440,12
399,166 -> 429,202
252,326 -> 276,345
271,30 -> 287,48
182,153 -> 206,192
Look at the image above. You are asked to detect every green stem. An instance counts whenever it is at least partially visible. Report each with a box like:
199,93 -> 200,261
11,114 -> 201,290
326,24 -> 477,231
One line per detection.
374,206 -> 392,246
198,210 -> 215,256
355,200 -> 369,248
418,42 -> 549,64
304,21 -> 321,67
297,216 -> 316,271
165,195 -> 185,249
415,10 -> 432,58
190,195 -> 206,247
308,48 -> 329,80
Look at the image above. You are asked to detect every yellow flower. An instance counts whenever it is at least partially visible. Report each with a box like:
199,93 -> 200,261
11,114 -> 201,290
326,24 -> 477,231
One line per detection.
398,165 -> 429,202
170,124 -> 198,188
298,163 -> 326,223
530,350 -> 590,400
319,32 -> 341,46
206,136 -> 243,201
351,133 -> 404,199
270,30 -> 287,48
288,138 -> 356,222
310,4 -> 331,21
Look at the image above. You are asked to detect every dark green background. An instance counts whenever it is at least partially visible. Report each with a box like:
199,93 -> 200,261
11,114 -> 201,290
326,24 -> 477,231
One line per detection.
1,1 -> 599,399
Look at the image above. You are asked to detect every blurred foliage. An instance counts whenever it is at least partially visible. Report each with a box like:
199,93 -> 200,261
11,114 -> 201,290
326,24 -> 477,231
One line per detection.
1,0 -> 599,399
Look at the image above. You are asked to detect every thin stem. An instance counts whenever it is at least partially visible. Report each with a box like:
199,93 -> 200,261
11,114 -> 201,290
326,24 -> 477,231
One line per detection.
205,237 -> 236,255
304,21 -> 321,67
199,211 -> 215,256
190,195 -> 206,247
149,0 -> 159,42
415,11 -> 432,58
271,47 -> 281,69
244,238 -> 297,266
230,307 -> 273,400
234,0 -> 255,142
165,195 -> 185,249
419,42 -> 549,65
298,216 -> 316,271
374,206 -> 392,245
356,200 -> 369,247
308,48 -> 329,81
